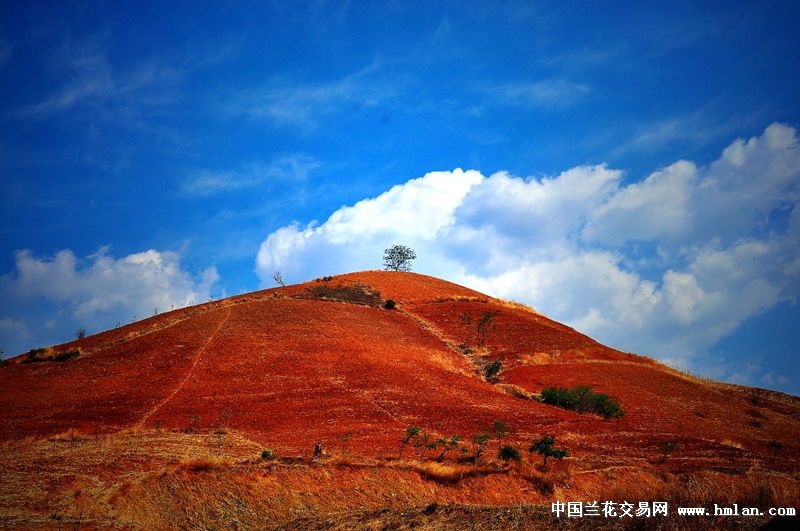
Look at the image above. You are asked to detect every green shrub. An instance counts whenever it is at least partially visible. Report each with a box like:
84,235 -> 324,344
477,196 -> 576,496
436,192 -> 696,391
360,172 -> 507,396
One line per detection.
484,360 -> 502,381
540,385 -> 624,418
498,445 -> 520,461
261,449 -> 274,459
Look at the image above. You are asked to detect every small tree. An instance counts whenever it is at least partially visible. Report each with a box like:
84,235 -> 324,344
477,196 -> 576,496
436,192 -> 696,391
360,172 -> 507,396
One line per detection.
492,420 -> 509,451
76,327 -> 86,340
414,431 -> 438,459
272,272 -> 286,287
399,426 -> 421,458
383,245 -> 416,272
658,441 -> 677,463
472,432 -> 491,461
529,435 -> 568,470
436,435 -> 462,461
476,311 -> 496,346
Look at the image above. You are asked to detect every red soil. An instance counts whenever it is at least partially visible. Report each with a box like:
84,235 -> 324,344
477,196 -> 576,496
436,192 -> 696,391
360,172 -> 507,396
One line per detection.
1,271 -> 798,526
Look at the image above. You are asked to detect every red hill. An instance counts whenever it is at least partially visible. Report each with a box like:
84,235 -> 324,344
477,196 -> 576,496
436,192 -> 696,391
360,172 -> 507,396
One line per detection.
1,271 -> 798,528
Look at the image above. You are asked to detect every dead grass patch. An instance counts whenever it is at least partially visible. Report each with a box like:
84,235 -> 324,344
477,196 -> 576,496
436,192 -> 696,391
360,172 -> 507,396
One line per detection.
388,460 -> 500,484
495,383 -> 531,399
21,346 -> 83,364
300,283 -> 382,307
49,428 -> 90,442
177,456 -> 233,472
720,439 -> 745,450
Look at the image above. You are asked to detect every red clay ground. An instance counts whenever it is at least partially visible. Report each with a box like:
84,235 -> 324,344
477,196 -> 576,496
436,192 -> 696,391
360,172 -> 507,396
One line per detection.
1,271 -> 798,528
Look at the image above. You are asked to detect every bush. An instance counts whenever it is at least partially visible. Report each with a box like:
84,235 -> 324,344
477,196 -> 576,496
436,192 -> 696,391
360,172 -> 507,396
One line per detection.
484,360 -> 502,381
498,445 -> 520,461
261,449 -> 274,459
384,299 -> 397,310
21,348 -> 81,364
540,385 -> 624,418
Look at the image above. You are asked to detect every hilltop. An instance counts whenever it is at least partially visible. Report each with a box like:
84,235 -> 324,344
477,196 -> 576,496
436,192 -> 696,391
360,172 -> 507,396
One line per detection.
1,271 -> 798,528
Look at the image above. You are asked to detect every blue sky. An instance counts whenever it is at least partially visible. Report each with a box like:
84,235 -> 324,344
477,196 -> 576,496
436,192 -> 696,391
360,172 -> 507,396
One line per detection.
1,1 -> 799,394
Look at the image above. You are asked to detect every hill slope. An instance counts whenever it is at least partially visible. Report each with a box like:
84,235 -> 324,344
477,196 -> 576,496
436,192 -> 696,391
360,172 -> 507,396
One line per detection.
1,271 -> 798,528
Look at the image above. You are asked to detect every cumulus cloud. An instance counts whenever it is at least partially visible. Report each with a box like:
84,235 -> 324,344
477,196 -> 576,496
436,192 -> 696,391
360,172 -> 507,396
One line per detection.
0,248 -> 218,355
255,123 -> 800,380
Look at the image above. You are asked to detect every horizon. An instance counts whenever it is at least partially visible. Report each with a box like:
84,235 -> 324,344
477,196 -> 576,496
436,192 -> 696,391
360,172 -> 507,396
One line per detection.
1,1 -> 799,395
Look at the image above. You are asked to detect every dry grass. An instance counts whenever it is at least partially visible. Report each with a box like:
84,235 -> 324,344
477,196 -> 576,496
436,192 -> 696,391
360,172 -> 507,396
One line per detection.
49,428 -> 90,442
388,459 -> 501,483
720,439 -> 745,450
300,283 -> 383,307
20,346 -> 83,364
495,383 -> 531,399
178,455 -> 233,472
494,297 -> 545,317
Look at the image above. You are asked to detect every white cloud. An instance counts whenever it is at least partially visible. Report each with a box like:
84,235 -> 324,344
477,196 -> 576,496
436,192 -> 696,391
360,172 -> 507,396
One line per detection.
19,37 -> 180,115
0,248 -> 218,355
492,79 -> 590,108
235,63 -> 397,130
181,155 -> 319,196
255,123 -> 800,378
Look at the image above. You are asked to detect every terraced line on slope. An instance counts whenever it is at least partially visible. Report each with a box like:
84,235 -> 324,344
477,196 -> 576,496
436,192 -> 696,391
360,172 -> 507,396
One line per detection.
398,306 -> 484,380
134,307 -> 232,429
76,292 -> 277,360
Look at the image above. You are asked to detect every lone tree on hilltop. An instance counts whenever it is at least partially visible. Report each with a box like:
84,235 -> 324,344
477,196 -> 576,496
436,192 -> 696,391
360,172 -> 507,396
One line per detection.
383,245 -> 416,272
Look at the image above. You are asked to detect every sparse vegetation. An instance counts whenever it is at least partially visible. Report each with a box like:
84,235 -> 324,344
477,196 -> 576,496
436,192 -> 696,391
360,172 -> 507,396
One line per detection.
659,441 -> 678,463
383,299 -> 397,310
413,431 -> 439,459
179,456 -> 231,472
460,311 -> 497,346
399,426 -> 421,458
491,420 -> 509,451
476,311 -> 496,346
484,360 -> 502,382
529,435 -> 568,469
303,283 -> 382,307
435,435 -> 462,461
540,385 -> 624,418
498,445 -> 520,461
749,389 -> 762,406
383,244 -> 416,272
471,432 -> 491,461
21,347 -> 81,364
261,449 -> 274,459
76,327 -> 86,339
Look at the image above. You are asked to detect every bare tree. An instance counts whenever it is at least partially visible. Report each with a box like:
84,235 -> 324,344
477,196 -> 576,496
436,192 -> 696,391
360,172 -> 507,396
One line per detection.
76,327 -> 86,340
272,271 -> 286,287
